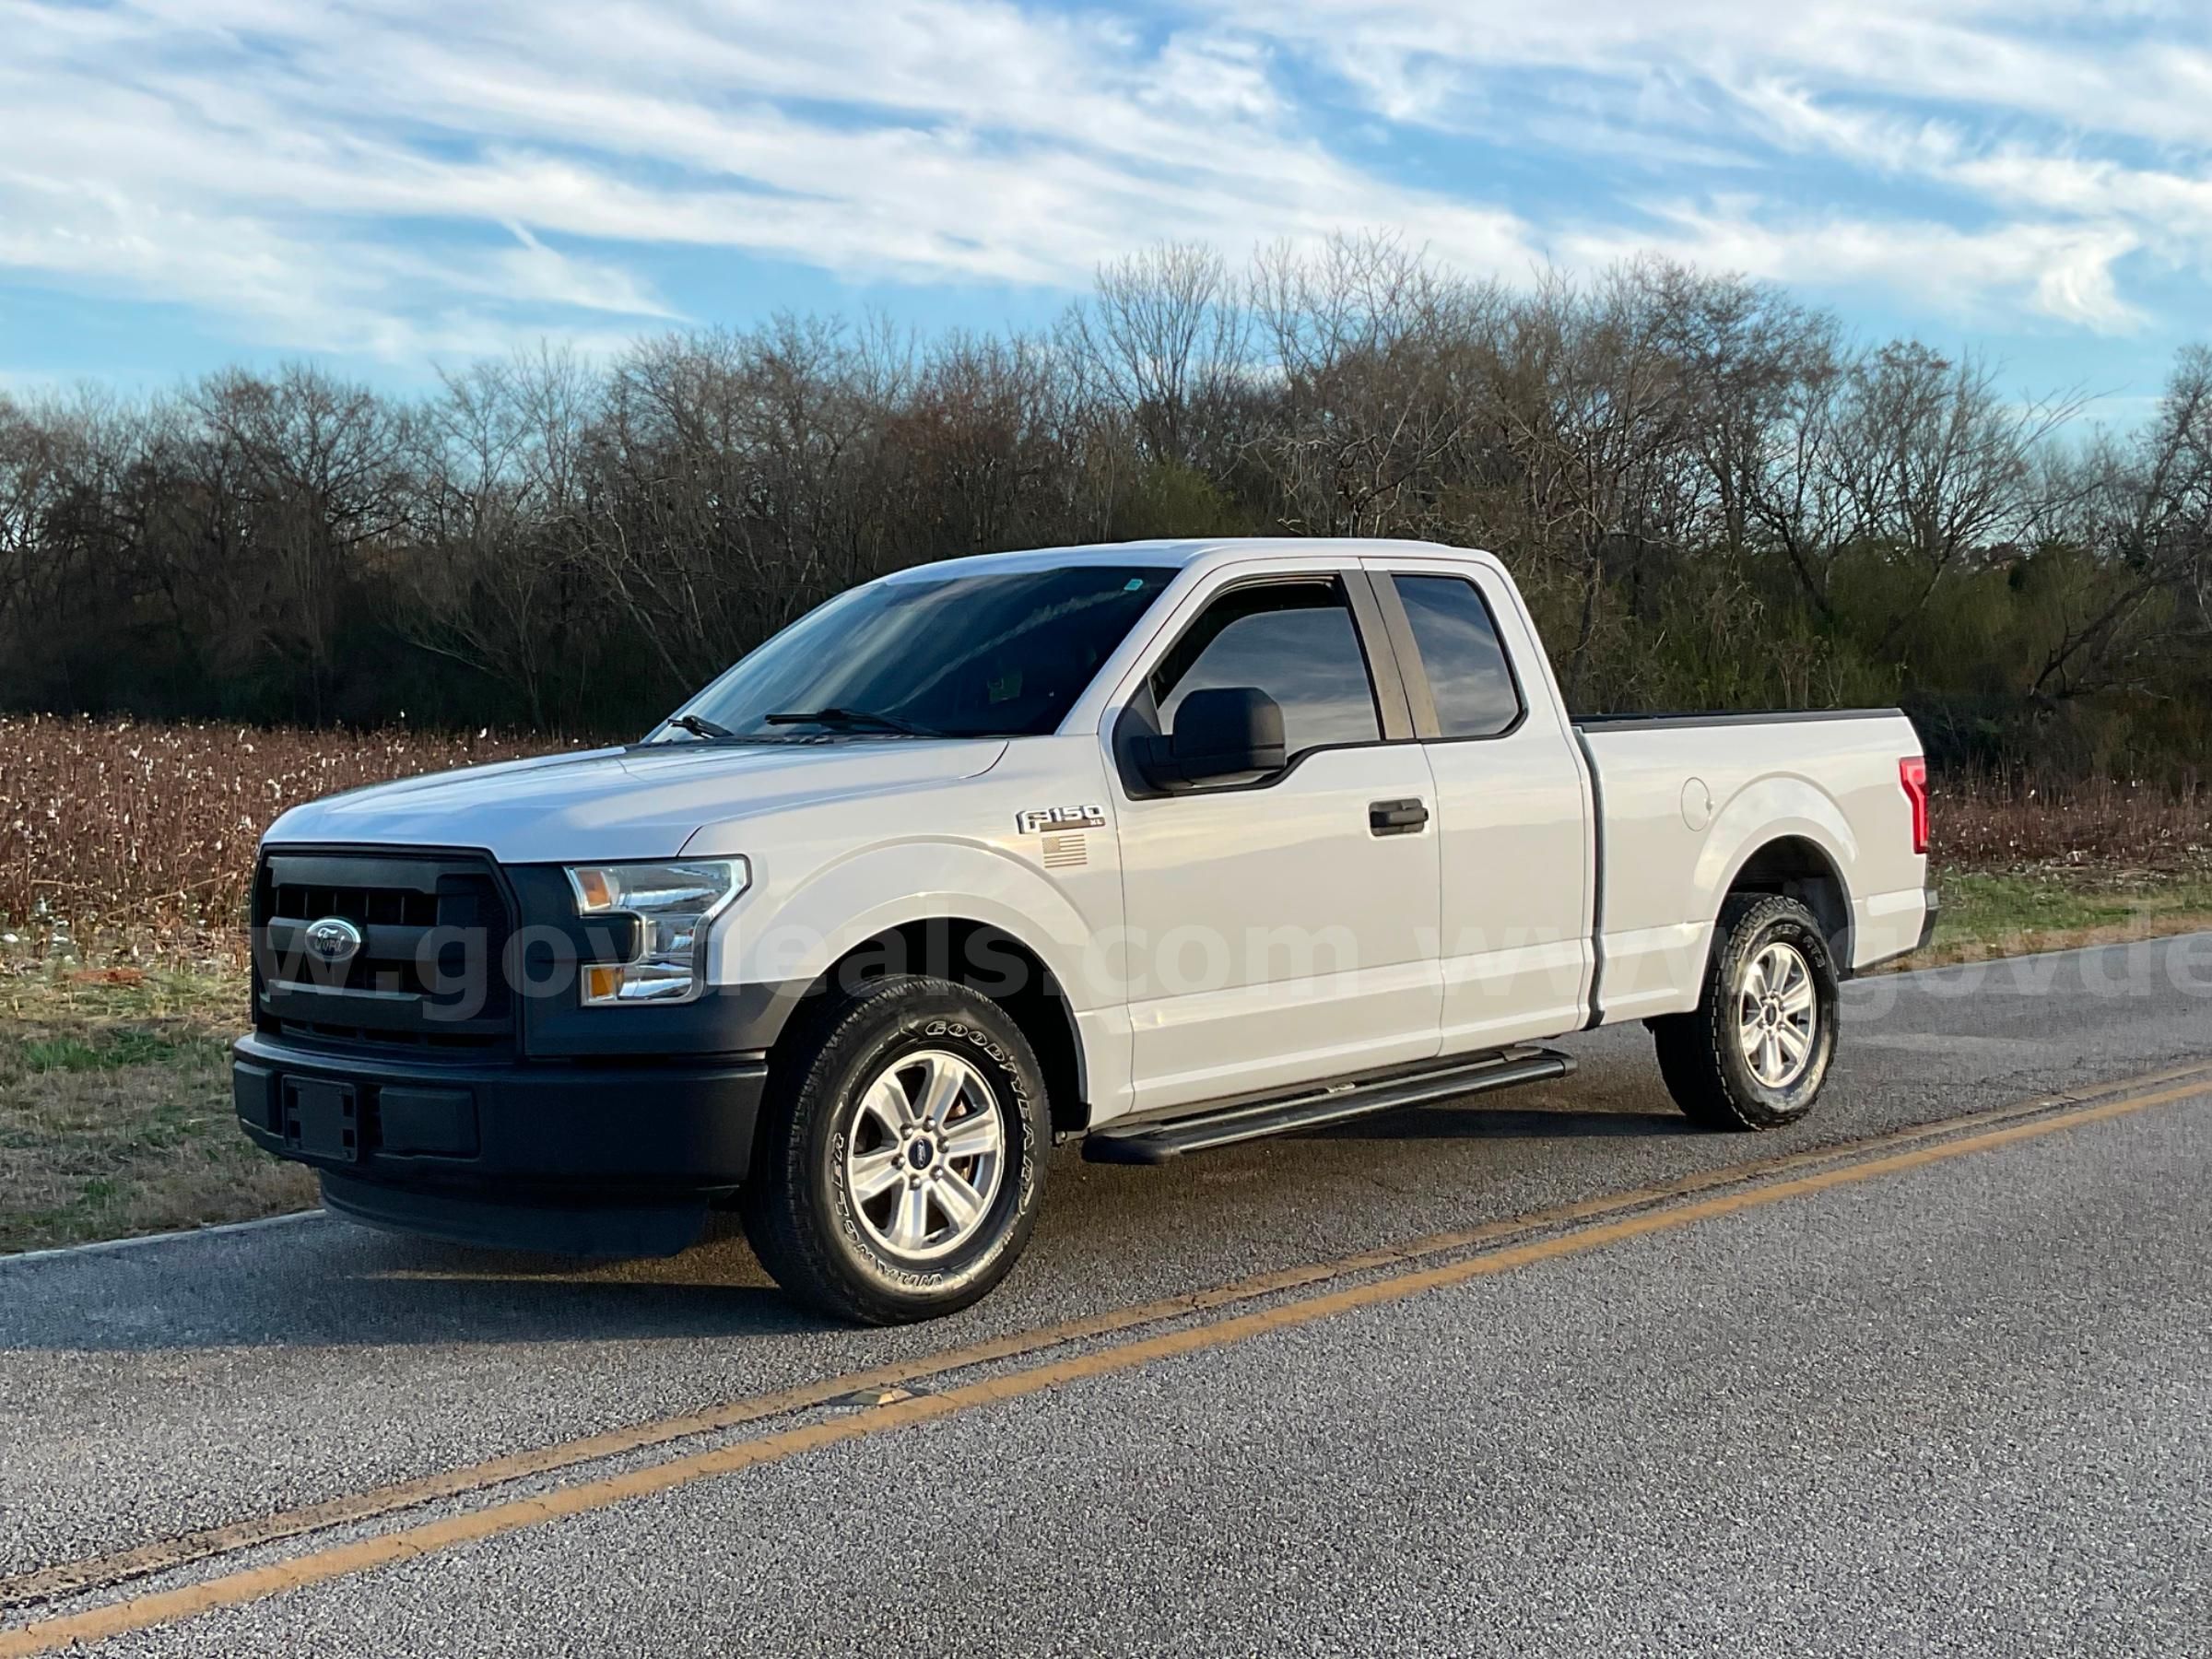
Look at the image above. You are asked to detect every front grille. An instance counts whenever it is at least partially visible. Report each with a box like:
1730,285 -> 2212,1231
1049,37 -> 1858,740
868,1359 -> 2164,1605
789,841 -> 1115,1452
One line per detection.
274,1018 -> 512,1053
271,883 -> 441,929
252,850 -> 516,1056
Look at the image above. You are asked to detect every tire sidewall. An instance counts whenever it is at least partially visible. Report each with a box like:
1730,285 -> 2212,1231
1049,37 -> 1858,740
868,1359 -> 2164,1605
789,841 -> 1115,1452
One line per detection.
797,987 -> 1046,1310
1715,902 -> 1840,1123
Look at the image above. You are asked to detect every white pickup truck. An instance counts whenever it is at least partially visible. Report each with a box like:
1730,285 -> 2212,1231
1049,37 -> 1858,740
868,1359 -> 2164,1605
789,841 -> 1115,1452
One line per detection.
234,538 -> 1934,1322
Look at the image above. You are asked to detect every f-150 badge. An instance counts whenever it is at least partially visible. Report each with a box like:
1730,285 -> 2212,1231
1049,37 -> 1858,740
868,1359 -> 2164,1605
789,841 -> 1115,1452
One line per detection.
1016,804 -> 1106,834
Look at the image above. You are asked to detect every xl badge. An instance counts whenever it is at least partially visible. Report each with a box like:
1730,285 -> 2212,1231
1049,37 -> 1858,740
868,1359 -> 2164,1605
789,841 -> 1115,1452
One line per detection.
1016,804 -> 1105,835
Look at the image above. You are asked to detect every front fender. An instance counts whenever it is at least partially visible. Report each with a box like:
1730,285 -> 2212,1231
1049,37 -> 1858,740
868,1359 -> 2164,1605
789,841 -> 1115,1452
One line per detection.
712,837 -> 1109,1016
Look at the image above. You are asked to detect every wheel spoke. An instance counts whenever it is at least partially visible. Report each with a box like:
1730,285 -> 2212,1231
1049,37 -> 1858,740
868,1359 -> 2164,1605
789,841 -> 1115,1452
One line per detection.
849,1147 -> 905,1205
941,1109 -> 1003,1161
1779,976 -> 1815,1017
889,1182 -> 933,1250
934,1169 -> 985,1230
1774,1021 -> 1809,1064
858,1075 -> 910,1136
1760,1032 -> 1785,1083
1744,956 -> 1770,998
917,1054 -> 968,1129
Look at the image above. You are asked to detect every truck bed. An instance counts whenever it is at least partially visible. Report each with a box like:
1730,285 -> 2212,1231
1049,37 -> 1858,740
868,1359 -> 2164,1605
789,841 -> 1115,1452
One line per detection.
1571,706 -> 1928,1024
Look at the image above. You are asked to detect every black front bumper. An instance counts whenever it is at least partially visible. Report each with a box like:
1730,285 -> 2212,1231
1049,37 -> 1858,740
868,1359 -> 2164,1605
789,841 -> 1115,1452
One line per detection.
232,1032 -> 769,1256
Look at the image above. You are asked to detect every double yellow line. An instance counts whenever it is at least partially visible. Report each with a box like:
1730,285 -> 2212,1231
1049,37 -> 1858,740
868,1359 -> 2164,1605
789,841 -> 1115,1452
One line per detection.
6,1064 -> 2206,1657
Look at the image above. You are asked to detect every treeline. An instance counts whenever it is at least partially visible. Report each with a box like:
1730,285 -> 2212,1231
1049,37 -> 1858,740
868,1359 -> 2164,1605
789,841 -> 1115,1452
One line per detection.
3,239 -> 2208,778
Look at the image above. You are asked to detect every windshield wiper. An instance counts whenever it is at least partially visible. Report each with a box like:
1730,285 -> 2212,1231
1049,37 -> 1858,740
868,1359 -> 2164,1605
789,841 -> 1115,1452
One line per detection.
665,712 -> 737,741
763,706 -> 947,737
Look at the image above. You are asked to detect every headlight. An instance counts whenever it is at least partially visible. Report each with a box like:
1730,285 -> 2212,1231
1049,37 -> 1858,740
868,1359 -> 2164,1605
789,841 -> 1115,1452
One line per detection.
564,859 -> 748,1005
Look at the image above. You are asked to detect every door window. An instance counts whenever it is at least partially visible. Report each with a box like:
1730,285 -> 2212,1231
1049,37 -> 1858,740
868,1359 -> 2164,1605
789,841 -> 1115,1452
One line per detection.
1152,580 -> 1382,759
1392,574 -> 1523,738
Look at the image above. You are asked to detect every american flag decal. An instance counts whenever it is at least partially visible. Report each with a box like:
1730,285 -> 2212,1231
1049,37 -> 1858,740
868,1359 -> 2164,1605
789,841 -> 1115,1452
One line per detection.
1041,833 -> 1088,869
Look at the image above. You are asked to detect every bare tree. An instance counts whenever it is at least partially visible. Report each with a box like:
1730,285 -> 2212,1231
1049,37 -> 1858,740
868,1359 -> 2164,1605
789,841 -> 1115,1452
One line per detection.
1248,232 -> 1499,538
1,239 -> 2206,780
1076,243 -> 1250,472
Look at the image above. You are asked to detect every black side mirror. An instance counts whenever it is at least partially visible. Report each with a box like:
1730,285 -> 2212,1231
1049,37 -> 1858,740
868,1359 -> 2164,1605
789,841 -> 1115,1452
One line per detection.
1144,686 -> 1287,787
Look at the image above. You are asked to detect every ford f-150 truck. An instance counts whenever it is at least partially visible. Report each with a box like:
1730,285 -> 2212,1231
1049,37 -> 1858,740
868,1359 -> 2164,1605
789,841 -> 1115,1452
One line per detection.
235,538 -> 1936,1323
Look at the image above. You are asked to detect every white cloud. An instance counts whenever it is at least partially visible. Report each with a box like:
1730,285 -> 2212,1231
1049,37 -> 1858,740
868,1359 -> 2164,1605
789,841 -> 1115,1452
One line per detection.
1219,0 -> 2212,147
1563,203 -> 2146,333
0,0 -> 2204,365
1209,0 -> 2209,328
0,0 -> 1541,360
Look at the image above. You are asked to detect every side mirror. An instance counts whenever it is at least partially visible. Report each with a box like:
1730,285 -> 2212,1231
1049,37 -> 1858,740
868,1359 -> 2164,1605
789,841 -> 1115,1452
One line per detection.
1145,687 -> 1287,787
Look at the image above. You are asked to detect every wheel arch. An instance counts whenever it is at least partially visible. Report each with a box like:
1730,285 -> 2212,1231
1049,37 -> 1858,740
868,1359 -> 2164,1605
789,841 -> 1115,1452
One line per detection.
1719,835 -> 1854,970
1684,772 -> 1858,972
773,917 -> 1090,1137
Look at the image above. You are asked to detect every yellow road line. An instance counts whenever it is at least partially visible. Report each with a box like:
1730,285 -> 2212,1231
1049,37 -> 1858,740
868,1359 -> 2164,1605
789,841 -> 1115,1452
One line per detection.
4,1075 -> 2200,1658
7,1057 -> 2209,1619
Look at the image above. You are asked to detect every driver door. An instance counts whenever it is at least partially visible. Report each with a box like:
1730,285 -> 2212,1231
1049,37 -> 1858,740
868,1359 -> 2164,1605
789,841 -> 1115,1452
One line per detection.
1110,570 -> 1442,1115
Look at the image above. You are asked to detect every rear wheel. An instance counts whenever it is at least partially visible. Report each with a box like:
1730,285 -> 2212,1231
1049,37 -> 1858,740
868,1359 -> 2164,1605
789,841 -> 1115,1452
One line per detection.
740,975 -> 1049,1324
1652,893 -> 1840,1131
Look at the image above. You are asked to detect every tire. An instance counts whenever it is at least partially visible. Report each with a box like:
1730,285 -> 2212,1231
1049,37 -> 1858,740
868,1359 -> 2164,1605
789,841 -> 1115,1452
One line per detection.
739,975 -> 1049,1324
1651,893 -> 1841,1131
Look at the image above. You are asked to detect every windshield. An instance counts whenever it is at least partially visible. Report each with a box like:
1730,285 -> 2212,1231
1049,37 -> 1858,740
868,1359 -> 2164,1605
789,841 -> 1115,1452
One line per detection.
661,565 -> 1177,740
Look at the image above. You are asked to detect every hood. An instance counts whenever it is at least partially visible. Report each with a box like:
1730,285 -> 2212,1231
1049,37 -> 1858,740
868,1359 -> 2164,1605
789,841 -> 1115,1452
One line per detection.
262,738 -> 1007,864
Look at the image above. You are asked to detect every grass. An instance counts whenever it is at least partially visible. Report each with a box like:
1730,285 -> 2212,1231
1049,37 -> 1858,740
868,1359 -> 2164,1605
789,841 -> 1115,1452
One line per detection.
0,965 -> 314,1253
1896,867 -> 2212,970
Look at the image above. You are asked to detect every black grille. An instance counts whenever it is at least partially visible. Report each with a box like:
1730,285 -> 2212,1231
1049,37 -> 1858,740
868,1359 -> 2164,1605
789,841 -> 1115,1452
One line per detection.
271,883 -> 441,929
253,850 -> 516,1056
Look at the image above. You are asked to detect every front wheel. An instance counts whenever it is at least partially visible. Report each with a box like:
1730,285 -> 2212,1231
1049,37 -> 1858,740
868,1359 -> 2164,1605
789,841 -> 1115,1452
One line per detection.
1652,893 -> 1841,1131
739,975 -> 1049,1324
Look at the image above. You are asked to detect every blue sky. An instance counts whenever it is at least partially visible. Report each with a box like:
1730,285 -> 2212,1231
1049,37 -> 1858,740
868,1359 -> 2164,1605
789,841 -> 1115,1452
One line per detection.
4,0 -> 2209,420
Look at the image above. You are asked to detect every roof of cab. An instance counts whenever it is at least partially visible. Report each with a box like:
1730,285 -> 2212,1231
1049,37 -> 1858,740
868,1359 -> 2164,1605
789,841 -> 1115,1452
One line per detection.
879,537 -> 1487,582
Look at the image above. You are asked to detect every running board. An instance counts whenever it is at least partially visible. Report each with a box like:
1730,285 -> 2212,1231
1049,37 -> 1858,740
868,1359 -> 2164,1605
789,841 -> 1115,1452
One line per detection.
1083,1045 -> 1576,1165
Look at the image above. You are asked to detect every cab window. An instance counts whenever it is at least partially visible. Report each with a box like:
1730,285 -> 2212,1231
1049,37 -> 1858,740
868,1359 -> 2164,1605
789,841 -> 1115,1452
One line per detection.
1151,579 -> 1382,759
1392,574 -> 1523,738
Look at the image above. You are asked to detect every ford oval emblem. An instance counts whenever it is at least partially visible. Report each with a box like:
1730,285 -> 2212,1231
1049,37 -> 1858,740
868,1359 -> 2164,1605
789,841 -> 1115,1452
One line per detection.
304,916 -> 364,966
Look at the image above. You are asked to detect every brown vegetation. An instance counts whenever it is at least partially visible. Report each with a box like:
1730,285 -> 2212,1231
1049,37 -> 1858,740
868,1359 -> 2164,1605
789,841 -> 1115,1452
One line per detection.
2,711 -> 2206,959
0,715 -> 560,947
1931,771 -> 2212,875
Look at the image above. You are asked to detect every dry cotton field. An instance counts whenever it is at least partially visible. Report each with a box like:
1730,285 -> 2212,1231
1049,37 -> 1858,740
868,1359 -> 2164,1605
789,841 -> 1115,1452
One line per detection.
1,713 -> 2208,957
0,714 -> 565,953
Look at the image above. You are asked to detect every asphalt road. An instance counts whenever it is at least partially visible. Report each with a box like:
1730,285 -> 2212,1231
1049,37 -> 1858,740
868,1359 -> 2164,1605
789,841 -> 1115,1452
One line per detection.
4,934 -> 2210,1655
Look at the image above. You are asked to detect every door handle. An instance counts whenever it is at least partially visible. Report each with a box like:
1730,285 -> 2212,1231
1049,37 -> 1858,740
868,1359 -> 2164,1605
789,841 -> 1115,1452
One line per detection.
1370,798 -> 1429,836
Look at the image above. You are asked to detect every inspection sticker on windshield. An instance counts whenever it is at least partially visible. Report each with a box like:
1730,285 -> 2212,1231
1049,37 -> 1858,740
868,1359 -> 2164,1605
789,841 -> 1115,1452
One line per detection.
1017,804 -> 1106,834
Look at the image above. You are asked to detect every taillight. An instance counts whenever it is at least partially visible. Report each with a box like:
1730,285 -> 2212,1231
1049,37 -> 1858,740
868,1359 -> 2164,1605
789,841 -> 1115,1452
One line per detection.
1900,757 -> 1929,855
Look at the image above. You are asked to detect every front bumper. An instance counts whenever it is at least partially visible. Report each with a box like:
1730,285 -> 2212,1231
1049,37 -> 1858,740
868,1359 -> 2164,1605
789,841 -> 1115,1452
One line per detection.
232,1031 -> 768,1256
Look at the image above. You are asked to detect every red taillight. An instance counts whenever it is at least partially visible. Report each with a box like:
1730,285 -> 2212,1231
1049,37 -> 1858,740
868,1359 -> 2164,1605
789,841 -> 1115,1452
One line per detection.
1900,757 -> 1929,855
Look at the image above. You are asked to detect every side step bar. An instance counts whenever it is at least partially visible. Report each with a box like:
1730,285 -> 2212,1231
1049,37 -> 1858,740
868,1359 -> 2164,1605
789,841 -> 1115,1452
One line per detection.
1083,1045 -> 1576,1165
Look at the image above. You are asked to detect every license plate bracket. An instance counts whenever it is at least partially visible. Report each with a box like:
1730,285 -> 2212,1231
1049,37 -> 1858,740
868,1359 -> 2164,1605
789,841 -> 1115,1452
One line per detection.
284,1078 -> 360,1162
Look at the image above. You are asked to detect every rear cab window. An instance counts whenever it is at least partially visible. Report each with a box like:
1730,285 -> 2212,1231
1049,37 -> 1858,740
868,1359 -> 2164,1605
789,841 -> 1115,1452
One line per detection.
1391,573 -> 1524,739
